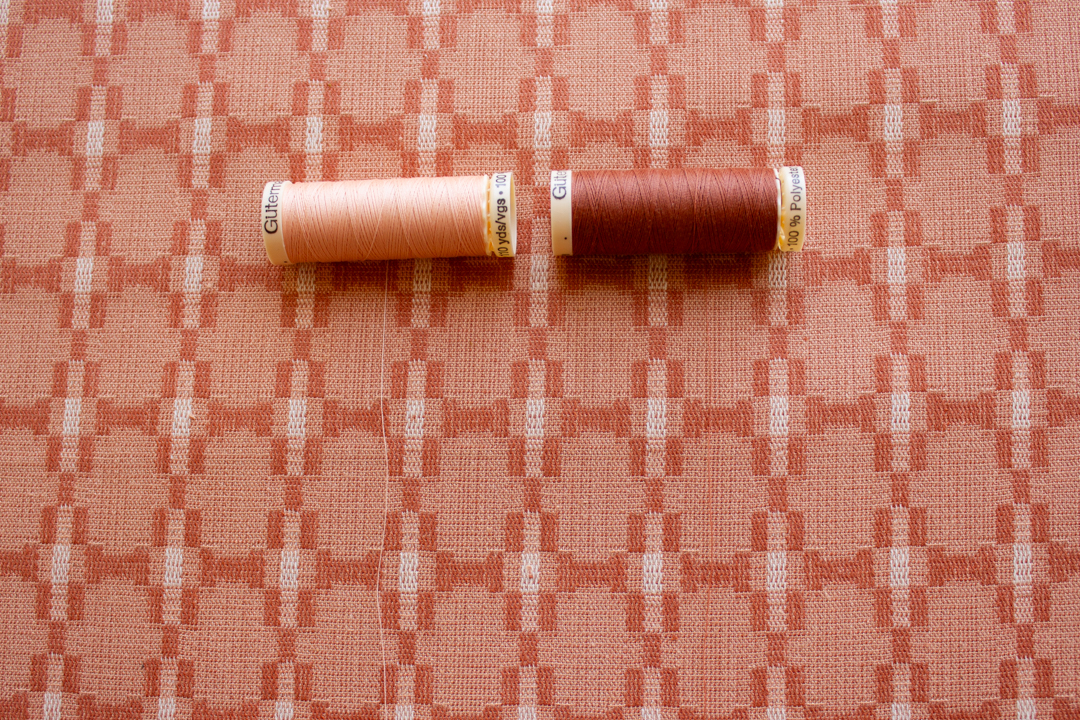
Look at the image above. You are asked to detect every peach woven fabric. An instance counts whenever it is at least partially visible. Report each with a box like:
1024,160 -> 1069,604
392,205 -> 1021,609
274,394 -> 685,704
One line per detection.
1,0 -> 1079,716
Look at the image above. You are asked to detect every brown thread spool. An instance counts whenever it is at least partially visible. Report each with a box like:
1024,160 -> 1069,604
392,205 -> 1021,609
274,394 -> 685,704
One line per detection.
549,167 -> 807,255
260,173 -> 516,264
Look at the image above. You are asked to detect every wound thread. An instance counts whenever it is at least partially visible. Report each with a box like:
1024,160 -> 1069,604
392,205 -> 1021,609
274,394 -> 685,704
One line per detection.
261,173 -> 516,265
550,167 -> 807,256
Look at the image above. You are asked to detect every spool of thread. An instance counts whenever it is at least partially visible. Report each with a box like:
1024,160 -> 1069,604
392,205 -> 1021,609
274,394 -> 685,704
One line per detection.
260,172 -> 516,264
549,167 -> 806,255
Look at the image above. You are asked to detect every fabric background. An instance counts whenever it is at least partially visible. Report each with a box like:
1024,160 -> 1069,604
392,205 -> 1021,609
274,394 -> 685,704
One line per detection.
1,0 -> 1079,715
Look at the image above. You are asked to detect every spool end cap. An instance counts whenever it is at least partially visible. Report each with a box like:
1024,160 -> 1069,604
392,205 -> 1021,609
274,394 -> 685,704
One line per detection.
262,181 -> 292,266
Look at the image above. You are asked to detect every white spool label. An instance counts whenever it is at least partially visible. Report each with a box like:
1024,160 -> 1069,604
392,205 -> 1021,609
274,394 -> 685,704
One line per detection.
262,180 -> 293,266
777,166 -> 807,252
486,172 -> 516,257
550,169 -> 573,256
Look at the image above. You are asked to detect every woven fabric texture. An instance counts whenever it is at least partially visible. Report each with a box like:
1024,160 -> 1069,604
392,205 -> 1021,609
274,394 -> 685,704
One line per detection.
1,0 -> 1079,716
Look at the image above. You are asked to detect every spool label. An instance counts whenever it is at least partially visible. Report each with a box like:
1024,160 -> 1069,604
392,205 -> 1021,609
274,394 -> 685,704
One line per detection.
777,166 -> 807,252
550,170 -> 573,256
262,180 -> 293,266
486,172 -> 516,257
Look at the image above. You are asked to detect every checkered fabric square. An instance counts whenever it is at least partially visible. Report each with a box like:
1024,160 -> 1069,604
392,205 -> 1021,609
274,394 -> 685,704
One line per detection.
0,0 -> 1078,716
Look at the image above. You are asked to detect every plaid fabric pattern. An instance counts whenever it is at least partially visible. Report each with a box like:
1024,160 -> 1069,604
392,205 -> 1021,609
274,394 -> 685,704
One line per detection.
1,0 -> 1079,716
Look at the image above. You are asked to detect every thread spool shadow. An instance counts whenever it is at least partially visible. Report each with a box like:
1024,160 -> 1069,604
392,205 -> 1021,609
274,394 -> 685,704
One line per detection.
554,253 -> 779,362
321,252 -> 778,299
326,256 -> 515,293
558,252 -> 765,294
324,253 -> 784,338
445,256 -> 517,294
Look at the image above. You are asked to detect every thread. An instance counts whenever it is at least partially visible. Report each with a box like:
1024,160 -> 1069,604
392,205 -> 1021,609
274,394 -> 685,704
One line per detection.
550,167 -> 807,255
261,173 -> 516,264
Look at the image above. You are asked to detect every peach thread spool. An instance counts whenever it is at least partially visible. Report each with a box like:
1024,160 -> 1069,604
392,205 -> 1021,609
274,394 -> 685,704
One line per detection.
261,172 -> 516,264
549,167 -> 807,255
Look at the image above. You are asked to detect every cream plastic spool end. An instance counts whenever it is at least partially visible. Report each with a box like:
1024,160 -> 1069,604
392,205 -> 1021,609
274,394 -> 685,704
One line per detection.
485,172 -> 517,258
262,180 -> 292,266
776,166 -> 807,252
549,170 -> 573,256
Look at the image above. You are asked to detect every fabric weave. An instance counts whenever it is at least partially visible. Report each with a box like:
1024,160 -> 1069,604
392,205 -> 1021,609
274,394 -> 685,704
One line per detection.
1,0 -> 1079,716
